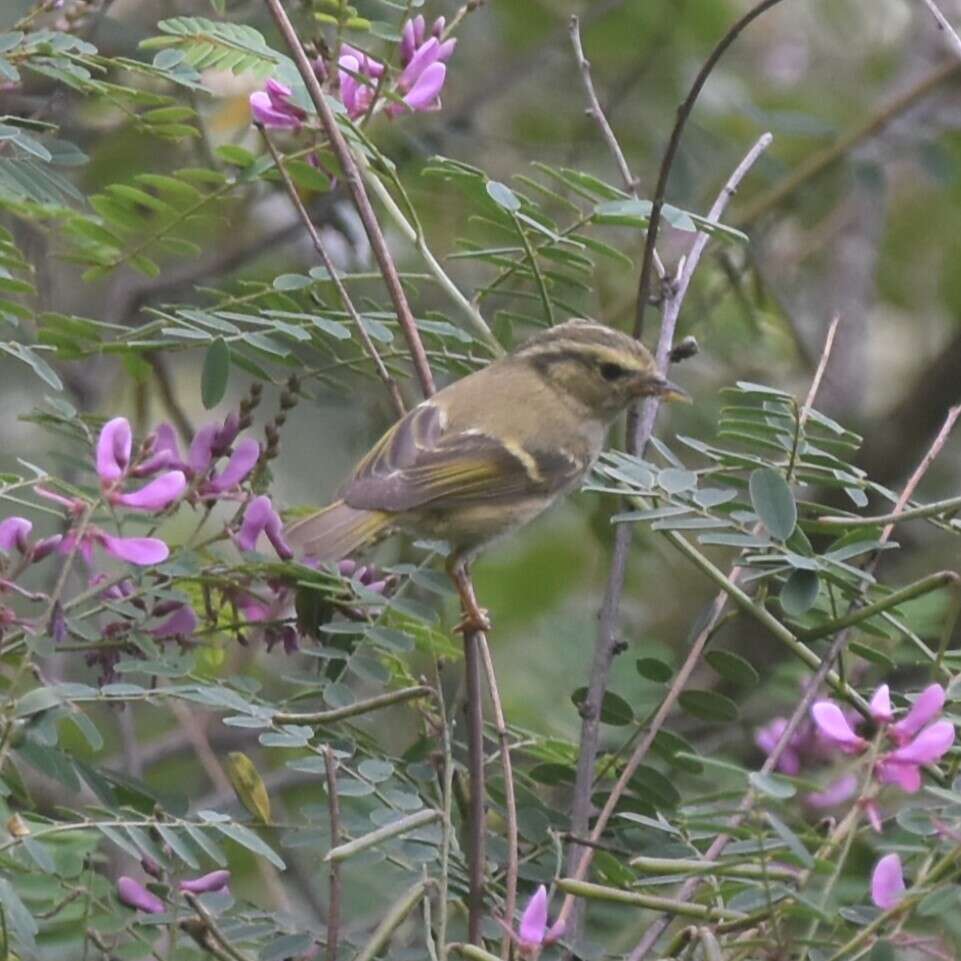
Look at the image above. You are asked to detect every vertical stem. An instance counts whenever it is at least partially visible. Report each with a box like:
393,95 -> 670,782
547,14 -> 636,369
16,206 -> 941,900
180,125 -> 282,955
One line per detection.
324,746 -> 341,961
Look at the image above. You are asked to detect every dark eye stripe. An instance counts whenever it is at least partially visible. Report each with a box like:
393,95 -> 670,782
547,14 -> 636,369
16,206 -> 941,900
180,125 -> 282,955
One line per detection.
600,362 -> 629,381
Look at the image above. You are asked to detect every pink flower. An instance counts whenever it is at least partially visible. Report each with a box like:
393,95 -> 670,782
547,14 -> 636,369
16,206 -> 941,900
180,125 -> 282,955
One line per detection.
236,496 -> 292,559
870,853 -> 906,910
869,684 -> 893,723
805,773 -> 858,809
151,604 -> 198,639
337,47 -> 384,120
111,471 -> 186,511
249,78 -> 306,130
97,417 -> 132,483
179,870 -> 231,894
0,517 -> 32,553
502,885 -> 565,957
95,418 -> 185,512
205,439 -> 259,494
811,702 -> 868,753
889,684 -> 945,744
117,876 -> 165,914
61,529 -> 169,566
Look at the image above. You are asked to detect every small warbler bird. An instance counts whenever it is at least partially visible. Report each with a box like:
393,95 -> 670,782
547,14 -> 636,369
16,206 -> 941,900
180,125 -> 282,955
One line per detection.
287,318 -> 687,629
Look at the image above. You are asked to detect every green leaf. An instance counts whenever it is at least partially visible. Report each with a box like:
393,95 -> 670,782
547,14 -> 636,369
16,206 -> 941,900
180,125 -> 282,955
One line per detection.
705,650 -> 759,687
765,811 -> 814,867
780,569 -> 820,617
749,771 -> 796,799
678,689 -> 738,722
570,688 -> 634,725
0,879 -> 37,949
749,467 -> 797,540
215,822 -> 286,869
201,337 -> 230,409
636,657 -> 673,683
658,468 -> 697,493
486,180 -> 521,211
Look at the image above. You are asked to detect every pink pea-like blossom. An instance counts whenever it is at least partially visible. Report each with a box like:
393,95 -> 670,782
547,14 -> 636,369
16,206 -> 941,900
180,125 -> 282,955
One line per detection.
889,684 -> 945,744
869,684 -> 893,724
111,471 -> 187,511
179,869 -> 231,894
96,417 -> 132,483
249,78 -> 307,130
61,529 -> 169,567
0,517 -> 32,553
206,439 -> 260,493
500,885 -> 565,957
811,702 -> 868,754
117,876 -> 165,914
236,496 -> 292,559
151,604 -> 198,639
870,853 -> 906,911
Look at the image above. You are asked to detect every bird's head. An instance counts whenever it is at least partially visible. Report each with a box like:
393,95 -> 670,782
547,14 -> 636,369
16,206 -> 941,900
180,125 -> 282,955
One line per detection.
513,318 -> 689,419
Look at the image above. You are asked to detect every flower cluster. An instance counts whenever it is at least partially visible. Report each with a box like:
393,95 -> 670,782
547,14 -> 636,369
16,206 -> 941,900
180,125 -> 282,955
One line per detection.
249,15 -> 456,128
117,869 -> 231,915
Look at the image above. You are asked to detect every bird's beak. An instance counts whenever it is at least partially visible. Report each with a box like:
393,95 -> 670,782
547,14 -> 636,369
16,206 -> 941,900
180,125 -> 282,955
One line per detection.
638,375 -> 691,403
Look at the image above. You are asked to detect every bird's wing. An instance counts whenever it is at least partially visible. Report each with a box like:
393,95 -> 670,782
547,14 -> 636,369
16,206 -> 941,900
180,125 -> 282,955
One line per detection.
343,400 -> 584,512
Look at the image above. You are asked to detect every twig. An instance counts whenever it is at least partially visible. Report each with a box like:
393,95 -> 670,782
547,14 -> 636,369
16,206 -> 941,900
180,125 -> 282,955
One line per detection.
626,401 -> 961,960
258,125 -> 406,418
183,892 -> 257,961
353,879 -> 430,961
263,0 -> 435,398
325,809 -> 440,862
271,685 -> 432,724
568,13 -> 665,283
359,160 -> 504,356
324,746 -> 341,961
633,0 -> 788,339
801,315 -> 841,418
919,0 -> 961,58
563,133 -> 772,942
818,493 -> 961,528
880,404 -> 961,543
477,635 -> 518,960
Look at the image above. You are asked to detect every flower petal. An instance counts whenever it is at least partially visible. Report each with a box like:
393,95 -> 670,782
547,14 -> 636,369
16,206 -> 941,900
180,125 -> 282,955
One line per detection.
113,471 -> 186,511
236,495 -> 274,551
97,417 -> 132,483
207,439 -> 259,493
179,870 -> 231,894
869,684 -> 893,723
864,798 -> 883,833
189,424 -> 219,475
117,876 -> 165,914
402,62 -> 446,112
811,701 -> 867,753
888,720 -> 955,766
890,684 -> 946,744
871,853 -> 905,910
99,533 -> 169,566
875,759 -> 922,793
249,90 -> 302,129
518,884 -> 548,948
0,516 -> 31,552
151,604 -> 198,639
398,36 -> 440,92
805,773 -> 857,809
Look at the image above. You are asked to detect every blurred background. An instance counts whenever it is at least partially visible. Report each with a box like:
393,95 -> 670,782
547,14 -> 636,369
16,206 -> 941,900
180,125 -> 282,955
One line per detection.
4,0 -> 961,943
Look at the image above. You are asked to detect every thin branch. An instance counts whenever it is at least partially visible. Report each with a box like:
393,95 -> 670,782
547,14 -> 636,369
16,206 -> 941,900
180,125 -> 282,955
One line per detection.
477,635 -> 518,960
633,0 -> 788,339
271,685 -> 432,724
258,125 -> 406,419
920,0 -> 961,58
324,746 -> 341,961
801,314 -> 841,418
880,404 -> 961,543
563,133 -> 772,942
568,13 -> 665,282
263,0 -> 435,398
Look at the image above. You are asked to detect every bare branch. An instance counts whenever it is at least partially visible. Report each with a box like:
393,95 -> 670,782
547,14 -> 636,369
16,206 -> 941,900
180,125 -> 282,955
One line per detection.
919,0 -> 961,58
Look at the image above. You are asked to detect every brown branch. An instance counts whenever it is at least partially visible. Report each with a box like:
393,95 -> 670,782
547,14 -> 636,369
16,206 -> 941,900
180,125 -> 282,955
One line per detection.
324,745 -> 342,961
477,635 -> 518,960
257,126 -> 406,418
562,133 -> 772,942
264,0 -> 435,399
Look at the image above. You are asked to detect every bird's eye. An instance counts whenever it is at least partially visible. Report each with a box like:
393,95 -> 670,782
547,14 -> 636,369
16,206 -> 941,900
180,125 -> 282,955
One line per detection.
599,362 -> 629,381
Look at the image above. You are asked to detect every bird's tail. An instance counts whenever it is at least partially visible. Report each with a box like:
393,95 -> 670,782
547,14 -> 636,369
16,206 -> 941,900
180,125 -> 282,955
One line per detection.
285,499 -> 392,564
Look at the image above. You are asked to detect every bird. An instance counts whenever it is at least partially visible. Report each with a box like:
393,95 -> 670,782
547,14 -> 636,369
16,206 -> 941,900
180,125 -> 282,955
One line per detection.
286,318 -> 688,631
